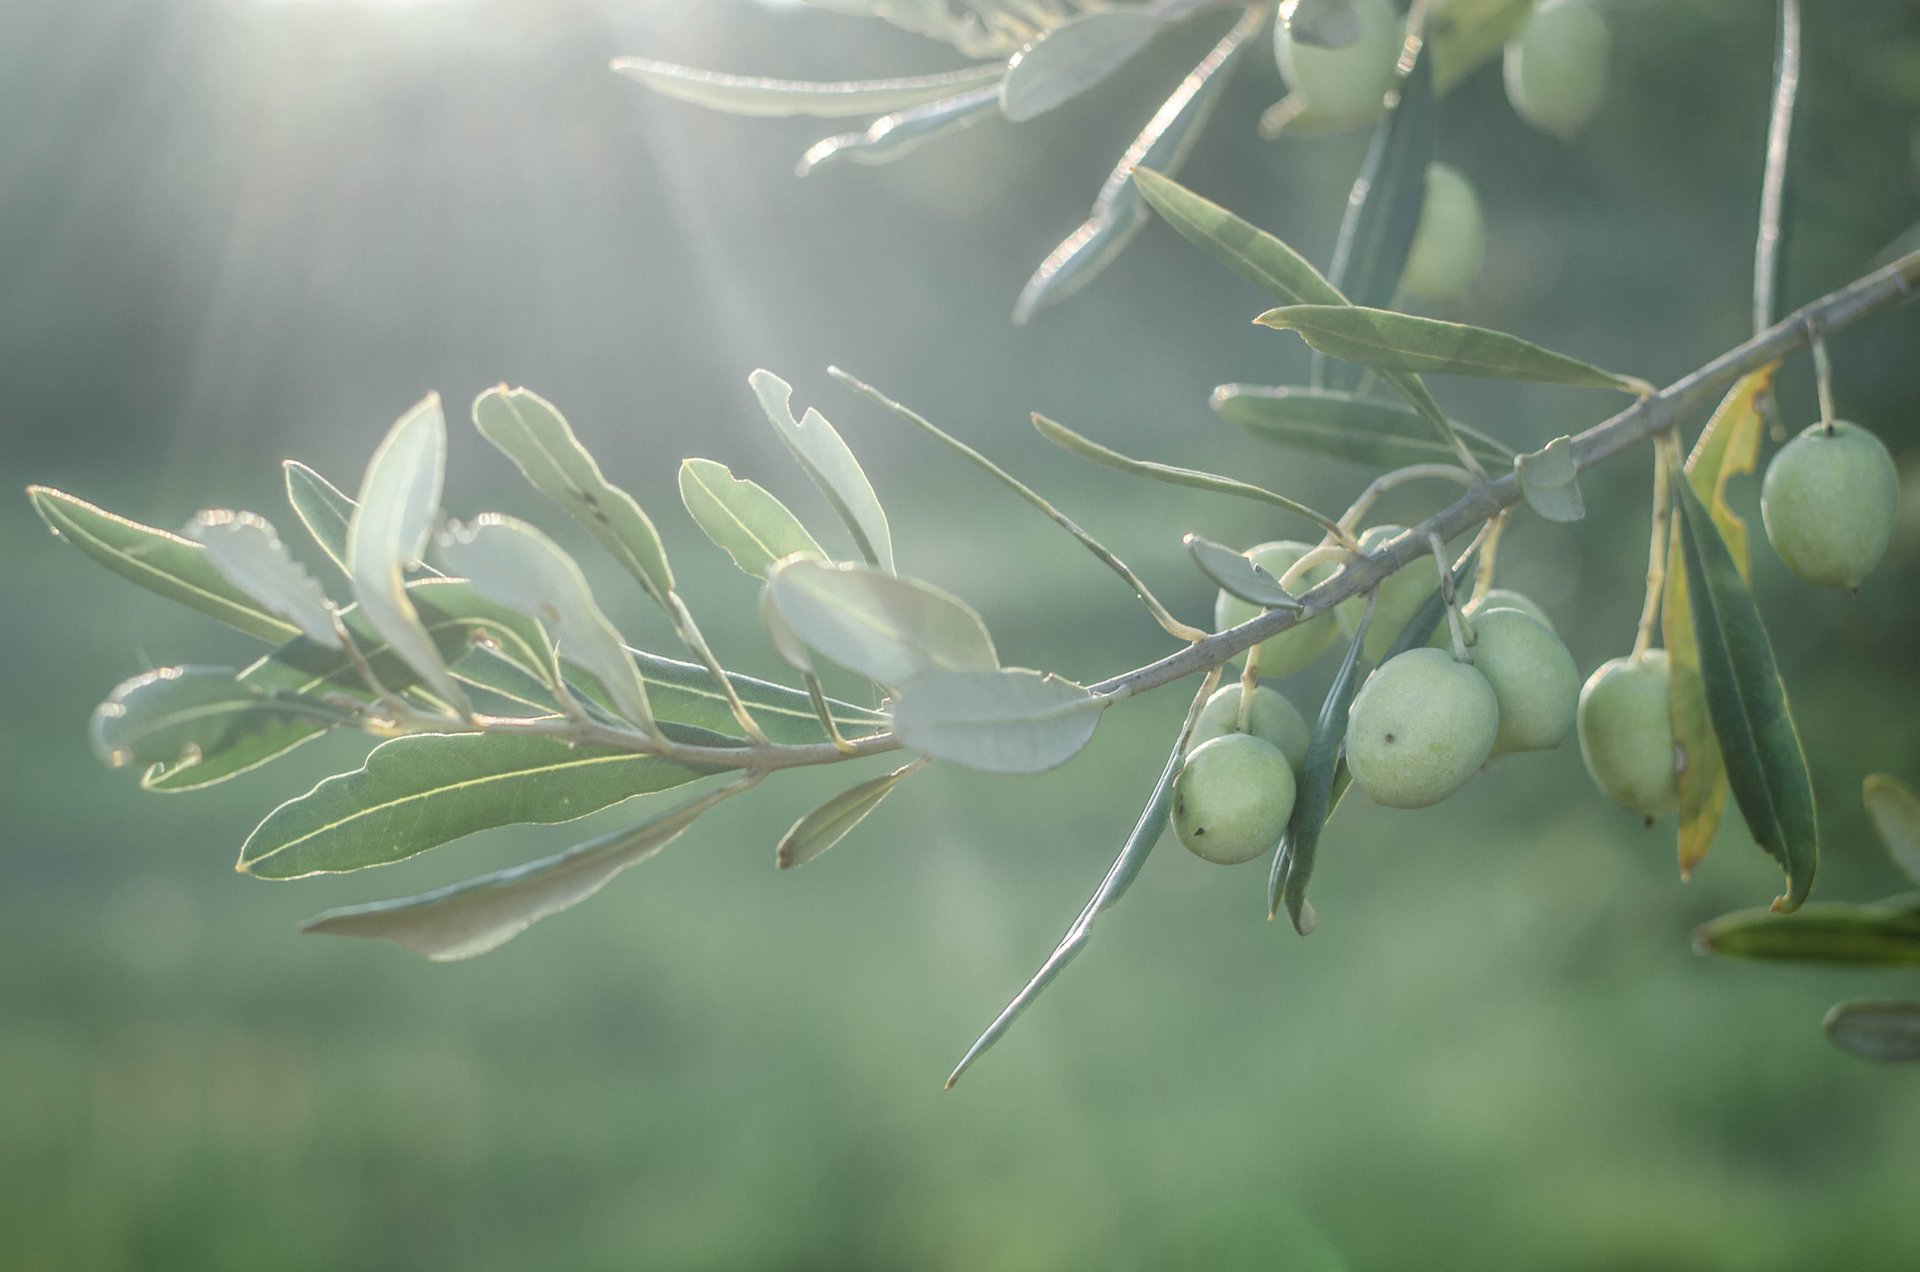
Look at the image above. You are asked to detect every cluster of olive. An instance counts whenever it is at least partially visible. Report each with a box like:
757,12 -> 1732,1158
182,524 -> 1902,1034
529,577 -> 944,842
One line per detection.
1580,419 -> 1902,819
1272,0 -> 1612,303
1173,533 -> 1579,863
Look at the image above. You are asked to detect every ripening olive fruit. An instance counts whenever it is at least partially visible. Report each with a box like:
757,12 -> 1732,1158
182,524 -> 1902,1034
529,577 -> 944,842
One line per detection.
1428,588 -> 1556,649
1273,0 -> 1405,126
1401,164 -> 1486,302
1577,652 -> 1680,819
1345,648 -> 1500,809
1214,540 -> 1339,677
1760,420 -> 1900,590
1190,683 -> 1312,770
1466,608 -> 1579,756
1173,733 -> 1298,865
1504,0 -> 1611,140
1336,526 -> 1440,664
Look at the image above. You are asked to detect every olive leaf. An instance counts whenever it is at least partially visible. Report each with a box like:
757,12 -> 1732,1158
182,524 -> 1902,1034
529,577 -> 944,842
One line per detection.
777,762 -> 924,869
186,510 -> 340,647
750,370 -> 895,573
1671,472 -> 1818,912
677,458 -> 826,578
612,58 -> 1007,118
1000,11 -> 1165,122
767,557 -> 996,688
1429,0 -> 1536,91
890,668 -> 1104,774
1183,534 -> 1300,610
1663,364 -> 1772,878
798,87 -> 1000,175
283,460 -> 358,575
90,665 -> 351,776
471,385 -> 676,606
1865,774 -> 1920,886
1272,598 -> 1372,933
1693,903 -> 1920,965
28,486 -> 302,644
439,515 -> 657,733
1210,384 -> 1513,468
1258,306 -> 1651,394
1514,436 -> 1585,523
347,393 -> 471,716
238,732 -> 716,880
1327,39 -> 1432,322
1824,1000 -> 1920,1064
301,776 -> 756,961
1012,6 -> 1262,325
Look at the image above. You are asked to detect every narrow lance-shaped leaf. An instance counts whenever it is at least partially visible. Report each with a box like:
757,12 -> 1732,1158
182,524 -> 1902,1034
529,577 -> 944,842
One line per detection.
187,510 -> 340,647
1514,437 -> 1585,523
1824,1000 -> 1920,1064
346,393 -> 469,714
239,731 -> 715,880
1754,0 -> 1801,334
1210,384 -> 1513,467
890,668 -> 1105,774
471,386 -> 676,606
283,461 -> 359,576
946,677 -> 1213,1090
1259,306 -> 1651,394
777,762 -> 924,869
678,458 -> 826,578
90,665 -> 352,777
1132,166 -> 1347,308
1000,11 -> 1165,122
1013,6 -> 1262,325
1328,36 -> 1432,316
750,370 -> 894,573
301,775 -> 757,961
612,57 -> 1007,118
1693,903 -> 1920,965
1272,597 -> 1372,932
1184,534 -> 1301,609
1865,773 -> 1920,886
767,557 -> 997,688
1033,413 -> 1342,537
28,486 -> 301,644
1672,471 -> 1818,912
798,86 -> 1000,175
439,515 -> 657,733
1664,365 -> 1772,877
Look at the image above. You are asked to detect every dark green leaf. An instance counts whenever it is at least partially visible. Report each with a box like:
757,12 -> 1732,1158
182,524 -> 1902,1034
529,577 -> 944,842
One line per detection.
1328,40 -> 1432,315
1693,903 -> 1920,965
777,763 -> 922,869
90,665 -> 351,777
1210,384 -> 1512,467
239,732 -> 716,880
1824,1000 -> 1920,1063
612,58 -> 1006,118
1672,473 -> 1818,912
1271,601 -> 1371,932
1259,305 -> 1649,393
1183,534 -> 1301,609
28,486 -> 301,644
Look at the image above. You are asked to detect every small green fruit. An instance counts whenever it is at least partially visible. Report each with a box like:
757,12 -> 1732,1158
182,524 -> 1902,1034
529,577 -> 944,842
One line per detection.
1173,734 -> 1298,865
1273,0 -> 1404,126
1504,0 -> 1611,140
1190,684 -> 1311,770
1761,420 -> 1899,589
1401,164 -> 1486,302
1345,648 -> 1499,809
1467,608 -> 1579,756
1336,526 -> 1440,664
1428,588 -> 1555,648
1577,652 -> 1680,819
1215,540 -> 1339,677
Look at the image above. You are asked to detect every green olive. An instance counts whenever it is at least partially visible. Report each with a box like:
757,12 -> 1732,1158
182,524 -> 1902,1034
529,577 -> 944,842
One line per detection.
1173,733 -> 1298,865
1761,420 -> 1900,589
1335,526 -> 1441,664
1272,0 -> 1404,126
1577,652 -> 1680,819
1401,164 -> 1486,302
1504,0 -> 1611,140
1466,608 -> 1579,756
1344,647 -> 1499,809
1214,540 -> 1339,677
1190,683 -> 1311,770
1429,588 -> 1555,649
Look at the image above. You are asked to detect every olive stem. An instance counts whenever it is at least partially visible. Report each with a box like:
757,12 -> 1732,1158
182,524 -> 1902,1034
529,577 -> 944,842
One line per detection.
1236,639 -> 1262,732
1808,321 -> 1836,433
1336,464 -> 1481,534
1431,531 -> 1472,662
1631,436 -> 1674,661
1471,510 -> 1508,602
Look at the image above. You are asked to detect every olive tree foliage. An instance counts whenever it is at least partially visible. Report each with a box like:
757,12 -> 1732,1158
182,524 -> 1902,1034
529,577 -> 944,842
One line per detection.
32,0 -> 1920,1080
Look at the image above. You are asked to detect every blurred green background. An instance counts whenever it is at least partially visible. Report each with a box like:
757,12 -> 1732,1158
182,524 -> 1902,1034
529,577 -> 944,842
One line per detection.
7,0 -> 1920,1266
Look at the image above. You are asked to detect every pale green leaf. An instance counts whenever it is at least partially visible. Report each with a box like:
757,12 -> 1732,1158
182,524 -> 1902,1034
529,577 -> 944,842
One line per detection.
777,763 -> 921,869
1131,167 -> 1347,308
239,732 -> 714,879
750,370 -> 894,573
612,57 -> 1006,118
890,668 -> 1103,773
1825,1000 -> 1920,1063
90,665 -> 351,776
797,87 -> 1000,175
678,458 -> 826,578
1865,773 -> 1920,886
283,460 -> 357,576
1210,384 -> 1513,467
767,557 -> 996,688
1514,436 -> 1585,523
1183,534 -> 1300,609
187,510 -> 340,647
1000,12 -> 1164,122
